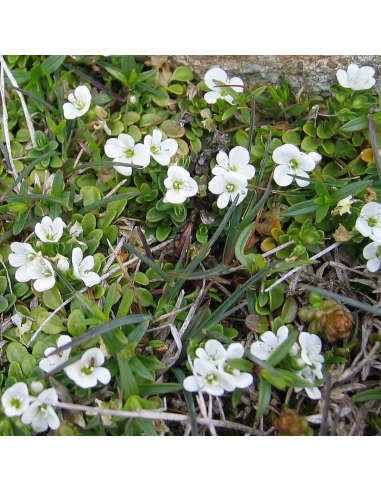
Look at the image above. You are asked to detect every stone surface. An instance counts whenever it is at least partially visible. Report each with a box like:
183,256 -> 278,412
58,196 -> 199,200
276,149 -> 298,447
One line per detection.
165,55 -> 380,96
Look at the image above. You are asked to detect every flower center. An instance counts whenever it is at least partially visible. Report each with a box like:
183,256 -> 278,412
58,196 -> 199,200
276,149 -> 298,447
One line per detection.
367,214 -> 380,228
377,246 -> 381,257
226,184 -> 235,192
46,224 -> 57,241
206,374 -> 218,385
290,159 -> 300,171
124,149 -> 134,159
74,98 -> 86,111
150,145 -> 159,155
173,181 -> 183,191
11,396 -> 24,409
40,259 -> 52,277
224,364 -> 239,376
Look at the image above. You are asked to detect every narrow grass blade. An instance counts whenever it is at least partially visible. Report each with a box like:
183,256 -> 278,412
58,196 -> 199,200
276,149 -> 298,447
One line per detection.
48,313 -> 152,356
75,191 -> 140,215
8,85 -> 59,114
123,242 -> 174,286
368,115 -> 381,183
63,62 -> 125,102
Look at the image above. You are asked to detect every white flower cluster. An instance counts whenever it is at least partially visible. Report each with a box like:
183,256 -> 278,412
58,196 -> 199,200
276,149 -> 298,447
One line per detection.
39,335 -> 111,389
355,202 -> 381,272
250,325 -> 325,400
1,382 -> 60,433
183,339 -> 253,396
1,335 -> 112,432
8,217 -> 101,292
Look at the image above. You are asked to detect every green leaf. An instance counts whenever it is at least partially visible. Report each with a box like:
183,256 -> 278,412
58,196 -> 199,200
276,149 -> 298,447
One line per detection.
117,353 -> 139,399
138,383 -> 183,396
41,55 -> 66,74
105,66 -> 129,86
331,180 -> 372,203
6,341 -> 29,364
255,376 -> 272,420
340,115 -> 369,132
121,55 -> 136,79
227,358 -> 253,372
129,355 -> 155,382
281,199 -> 319,217
171,66 -> 194,82
352,388 -> 381,402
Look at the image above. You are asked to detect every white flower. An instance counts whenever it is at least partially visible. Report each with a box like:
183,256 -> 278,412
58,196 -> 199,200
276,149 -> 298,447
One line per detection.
218,343 -> 253,389
63,85 -> 92,119
336,64 -> 376,91
27,257 -> 56,292
65,348 -> 111,389
272,144 -> 319,187
250,325 -> 290,360
294,367 -> 322,400
355,202 -> 381,241
183,358 -> 236,396
204,67 -> 244,105
144,129 -> 178,166
104,133 -> 150,176
332,195 -> 355,216
298,332 -> 324,380
208,171 -> 248,209
21,388 -> 60,433
1,382 -> 30,417
363,241 -> 381,272
213,146 -> 255,180
35,216 -> 64,243
72,247 -> 101,287
163,166 -> 198,204
8,243 -> 39,282
39,335 -> 72,373
195,339 -> 228,366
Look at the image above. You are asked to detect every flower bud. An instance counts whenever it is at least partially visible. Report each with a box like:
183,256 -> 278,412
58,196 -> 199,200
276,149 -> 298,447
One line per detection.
30,381 -> 44,394
57,257 -> 70,272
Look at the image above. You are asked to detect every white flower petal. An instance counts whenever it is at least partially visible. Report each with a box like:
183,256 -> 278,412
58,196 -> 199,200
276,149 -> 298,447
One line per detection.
133,143 -> 150,167
204,67 -> 228,90
250,341 -> 273,360
105,138 -> 124,158
183,375 -> 204,392
233,372 -> 253,389
226,343 -> 244,359
63,102 -> 80,119
113,165 -> 133,176
272,144 -> 301,165
274,165 -> 294,187
229,146 -> 250,167
367,257 -> 381,272
204,91 -> 222,104
118,133 -> 135,150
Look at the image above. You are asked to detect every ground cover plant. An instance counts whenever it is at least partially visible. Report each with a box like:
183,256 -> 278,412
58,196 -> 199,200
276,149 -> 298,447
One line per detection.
0,55 -> 381,436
